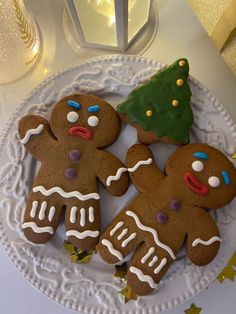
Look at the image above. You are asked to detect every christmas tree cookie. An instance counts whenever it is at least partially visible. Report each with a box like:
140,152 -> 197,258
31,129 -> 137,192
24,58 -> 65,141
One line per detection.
117,58 -> 193,144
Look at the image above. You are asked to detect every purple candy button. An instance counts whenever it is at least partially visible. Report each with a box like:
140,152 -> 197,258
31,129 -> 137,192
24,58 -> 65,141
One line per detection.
69,150 -> 80,161
65,168 -> 77,179
170,199 -> 181,211
156,212 -> 168,224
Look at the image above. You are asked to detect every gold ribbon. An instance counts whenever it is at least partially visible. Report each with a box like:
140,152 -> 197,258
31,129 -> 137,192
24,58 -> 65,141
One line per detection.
211,0 -> 236,52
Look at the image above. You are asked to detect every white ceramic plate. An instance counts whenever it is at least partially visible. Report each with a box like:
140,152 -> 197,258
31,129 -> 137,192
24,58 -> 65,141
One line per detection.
1,55 -> 236,314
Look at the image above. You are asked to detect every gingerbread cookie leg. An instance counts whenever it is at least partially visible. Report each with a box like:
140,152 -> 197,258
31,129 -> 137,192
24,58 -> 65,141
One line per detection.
98,208 -> 142,264
65,200 -> 100,250
22,191 -> 63,243
127,243 -> 172,296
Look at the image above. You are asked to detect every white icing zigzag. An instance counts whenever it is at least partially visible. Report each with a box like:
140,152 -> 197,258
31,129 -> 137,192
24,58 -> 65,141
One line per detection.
129,266 -> 157,289
22,222 -> 54,234
20,124 -> 44,144
126,210 -> 176,260
106,158 -> 152,186
192,236 -> 222,247
101,239 -> 123,261
33,185 -> 100,201
66,229 -> 99,239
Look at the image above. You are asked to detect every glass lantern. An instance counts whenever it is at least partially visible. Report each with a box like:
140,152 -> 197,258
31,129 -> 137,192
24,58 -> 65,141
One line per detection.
0,0 -> 41,85
64,0 -> 152,51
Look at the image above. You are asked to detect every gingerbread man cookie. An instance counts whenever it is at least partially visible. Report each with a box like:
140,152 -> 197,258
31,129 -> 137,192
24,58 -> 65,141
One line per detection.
18,94 -> 129,249
98,143 -> 236,295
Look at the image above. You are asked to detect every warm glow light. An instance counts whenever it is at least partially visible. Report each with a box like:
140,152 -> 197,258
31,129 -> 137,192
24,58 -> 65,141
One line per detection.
88,0 -> 137,27
70,0 -> 150,49
32,45 -> 39,55
108,14 -> 115,26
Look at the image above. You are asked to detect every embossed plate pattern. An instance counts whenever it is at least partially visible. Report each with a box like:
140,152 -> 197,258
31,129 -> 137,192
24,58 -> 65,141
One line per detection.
1,55 -> 236,313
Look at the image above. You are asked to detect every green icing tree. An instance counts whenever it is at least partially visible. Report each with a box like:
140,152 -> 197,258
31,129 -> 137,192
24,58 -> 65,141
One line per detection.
117,58 -> 193,144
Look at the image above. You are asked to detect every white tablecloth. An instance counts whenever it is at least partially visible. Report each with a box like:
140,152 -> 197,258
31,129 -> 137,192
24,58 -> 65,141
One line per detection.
1,0 -> 236,313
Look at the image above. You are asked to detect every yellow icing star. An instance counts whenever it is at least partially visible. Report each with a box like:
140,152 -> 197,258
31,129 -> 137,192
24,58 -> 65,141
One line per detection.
120,284 -> 137,303
217,252 -> 236,283
184,303 -> 202,314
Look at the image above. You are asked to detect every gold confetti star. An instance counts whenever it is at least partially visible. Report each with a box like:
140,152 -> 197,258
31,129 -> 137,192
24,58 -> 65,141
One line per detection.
217,252 -> 236,283
63,240 -> 94,263
184,303 -> 202,314
113,262 -> 127,281
120,284 -> 137,303
232,153 -> 236,159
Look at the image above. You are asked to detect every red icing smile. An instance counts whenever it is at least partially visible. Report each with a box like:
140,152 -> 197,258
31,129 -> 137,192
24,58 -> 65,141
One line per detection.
184,172 -> 209,195
69,126 -> 92,140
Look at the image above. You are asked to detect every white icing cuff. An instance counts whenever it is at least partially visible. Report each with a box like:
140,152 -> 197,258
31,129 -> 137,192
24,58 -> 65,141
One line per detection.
22,222 -> 54,234
101,239 -> 123,261
66,230 -> 99,239
192,236 -> 222,247
20,124 -> 44,144
33,185 -> 100,201
130,266 -> 157,289
106,158 -> 152,186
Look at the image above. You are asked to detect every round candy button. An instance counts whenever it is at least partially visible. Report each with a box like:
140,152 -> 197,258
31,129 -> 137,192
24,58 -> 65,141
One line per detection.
170,199 -> 181,211
156,212 -> 168,224
65,168 -> 77,179
69,150 -> 80,161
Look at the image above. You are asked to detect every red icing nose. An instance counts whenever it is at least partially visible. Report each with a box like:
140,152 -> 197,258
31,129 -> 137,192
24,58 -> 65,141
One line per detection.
69,126 -> 92,140
184,172 -> 209,195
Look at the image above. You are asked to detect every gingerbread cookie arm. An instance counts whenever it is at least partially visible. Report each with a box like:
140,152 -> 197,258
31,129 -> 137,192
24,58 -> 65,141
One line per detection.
96,150 -> 129,196
186,207 -> 221,266
18,115 -> 56,161
126,144 -> 164,194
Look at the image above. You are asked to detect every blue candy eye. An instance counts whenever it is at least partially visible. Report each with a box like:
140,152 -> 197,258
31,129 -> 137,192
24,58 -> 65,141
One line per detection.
68,100 -> 81,110
193,152 -> 209,160
87,105 -> 100,113
221,170 -> 230,185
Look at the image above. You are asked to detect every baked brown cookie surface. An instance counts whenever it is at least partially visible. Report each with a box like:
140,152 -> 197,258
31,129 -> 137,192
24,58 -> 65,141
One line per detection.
98,143 -> 236,295
18,94 -> 129,249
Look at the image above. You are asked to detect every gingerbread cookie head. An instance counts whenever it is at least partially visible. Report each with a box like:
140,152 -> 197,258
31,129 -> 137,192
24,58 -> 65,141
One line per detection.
166,143 -> 236,209
50,94 -> 121,148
